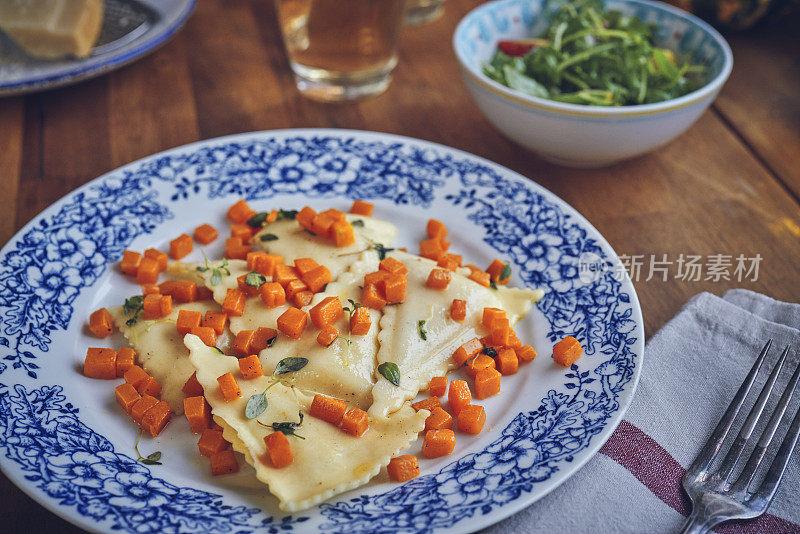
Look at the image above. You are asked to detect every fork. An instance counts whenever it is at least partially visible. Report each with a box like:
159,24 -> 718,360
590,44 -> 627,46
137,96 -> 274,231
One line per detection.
680,340 -> 800,533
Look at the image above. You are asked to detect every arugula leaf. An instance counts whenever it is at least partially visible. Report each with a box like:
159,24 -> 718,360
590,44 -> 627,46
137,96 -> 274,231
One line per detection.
483,0 -> 702,106
378,362 -> 400,387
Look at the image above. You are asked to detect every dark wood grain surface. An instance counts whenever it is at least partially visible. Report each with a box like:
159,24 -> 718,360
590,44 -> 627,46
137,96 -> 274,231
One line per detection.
1,1 -> 798,532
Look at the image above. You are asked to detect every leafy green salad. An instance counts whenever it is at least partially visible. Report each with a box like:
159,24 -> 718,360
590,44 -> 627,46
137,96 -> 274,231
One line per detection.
483,0 -> 704,106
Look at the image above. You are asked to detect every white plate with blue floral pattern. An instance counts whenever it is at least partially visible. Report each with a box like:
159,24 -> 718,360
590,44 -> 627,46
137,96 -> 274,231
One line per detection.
0,129 -> 643,533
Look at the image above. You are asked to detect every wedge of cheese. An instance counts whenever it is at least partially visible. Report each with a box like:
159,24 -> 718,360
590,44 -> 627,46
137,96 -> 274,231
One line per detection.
0,0 -> 104,59
186,335 -> 426,512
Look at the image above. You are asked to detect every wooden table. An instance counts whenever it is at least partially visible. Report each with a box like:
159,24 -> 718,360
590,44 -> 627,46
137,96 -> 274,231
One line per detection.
1,1 -> 798,531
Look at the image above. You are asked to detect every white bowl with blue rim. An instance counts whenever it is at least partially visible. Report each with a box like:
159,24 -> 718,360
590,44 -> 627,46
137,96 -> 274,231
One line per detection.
453,0 -> 733,168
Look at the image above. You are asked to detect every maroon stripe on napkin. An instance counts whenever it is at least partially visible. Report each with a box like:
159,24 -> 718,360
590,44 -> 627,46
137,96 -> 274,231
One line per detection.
599,420 -> 800,533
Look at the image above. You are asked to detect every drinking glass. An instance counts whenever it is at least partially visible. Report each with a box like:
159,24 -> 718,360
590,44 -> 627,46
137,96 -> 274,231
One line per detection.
274,0 -> 407,101
405,0 -> 445,26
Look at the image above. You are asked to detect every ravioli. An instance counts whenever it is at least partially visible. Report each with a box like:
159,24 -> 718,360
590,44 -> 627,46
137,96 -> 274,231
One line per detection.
186,335 -> 427,512
168,259 -> 249,305
109,300 -> 221,414
250,214 -> 397,281
172,252 -> 382,409
369,251 -> 543,419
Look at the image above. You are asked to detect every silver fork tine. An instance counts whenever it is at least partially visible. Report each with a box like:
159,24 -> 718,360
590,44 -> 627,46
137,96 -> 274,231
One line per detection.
686,339 -> 772,478
753,392 -> 800,506
718,346 -> 790,482
731,350 -> 800,493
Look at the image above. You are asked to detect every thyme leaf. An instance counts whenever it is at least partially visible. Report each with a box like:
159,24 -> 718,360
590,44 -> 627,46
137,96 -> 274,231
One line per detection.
417,319 -> 428,341
260,233 -> 279,242
134,430 -> 163,465
373,243 -> 395,261
245,271 -> 267,288
274,357 -> 308,375
263,412 -> 305,439
482,346 -> 498,358
500,263 -> 512,282
378,362 -> 400,387
245,392 -> 268,419
277,209 -> 298,220
247,212 -> 269,228
123,296 -> 144,326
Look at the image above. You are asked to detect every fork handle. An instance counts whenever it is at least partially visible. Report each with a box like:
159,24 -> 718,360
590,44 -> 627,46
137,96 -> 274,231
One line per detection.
678,508 -> 718,534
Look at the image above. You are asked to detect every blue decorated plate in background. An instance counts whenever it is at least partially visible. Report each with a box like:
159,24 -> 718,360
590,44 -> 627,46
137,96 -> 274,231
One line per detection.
0,129 -> 643,533
0,0 -> 195,96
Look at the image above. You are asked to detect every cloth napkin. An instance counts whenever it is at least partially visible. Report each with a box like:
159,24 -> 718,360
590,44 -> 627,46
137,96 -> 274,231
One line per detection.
485,289 -> 800,534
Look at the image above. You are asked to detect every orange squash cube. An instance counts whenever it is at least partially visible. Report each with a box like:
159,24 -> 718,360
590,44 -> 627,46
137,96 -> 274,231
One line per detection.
349,200 -> 374,216
448,380 -> 471,415
84,347 -> 117,379
276,307 -> 308,340
340,408 -> 369,437
217,372 -> 241,401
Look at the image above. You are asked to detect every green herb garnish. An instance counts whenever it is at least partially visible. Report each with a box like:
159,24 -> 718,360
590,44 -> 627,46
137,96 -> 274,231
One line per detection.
260,233 -> 279,242
351,219 -> 365,228
373,243 -> 394,261
378,362 -> 400,387
134,430 -> 162,465
245,392 -> 269,419
199,258 -> 230,286
245,271 -> 267,289
277,209 -> 298,220
490,280 -> 498,290
417,320 -> 428,341
244,379 -> 285,419
263,412 -> 305,439
274,357 -> 308,375
123,295 -> 144,326
248,212 -> 269,228
482,346 -> 498,358
500,263 -> 512,282
245,357 -> 307,419
482,0 -> 703,106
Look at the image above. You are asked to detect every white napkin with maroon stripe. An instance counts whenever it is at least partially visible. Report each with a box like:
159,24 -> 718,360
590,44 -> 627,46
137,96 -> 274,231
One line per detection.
486,290 -> 800,533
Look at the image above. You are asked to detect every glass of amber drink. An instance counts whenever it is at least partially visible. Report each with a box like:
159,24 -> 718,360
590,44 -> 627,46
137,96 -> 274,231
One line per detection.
274,0 -> 407,101
405,0 -> 445,26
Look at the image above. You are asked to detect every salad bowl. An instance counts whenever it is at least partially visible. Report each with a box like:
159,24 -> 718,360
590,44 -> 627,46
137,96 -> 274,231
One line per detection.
453,0 -> 733,167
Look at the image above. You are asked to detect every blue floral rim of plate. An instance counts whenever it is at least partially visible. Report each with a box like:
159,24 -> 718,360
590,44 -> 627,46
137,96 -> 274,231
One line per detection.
0,0 -> 197,96
0,130 -> 643,533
